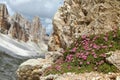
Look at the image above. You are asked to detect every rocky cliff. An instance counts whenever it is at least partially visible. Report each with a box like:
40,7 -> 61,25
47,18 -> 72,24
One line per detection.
0,3 -> 47,43
0,4 -> 9,33
48,0 -> 120,51
0,4 -> 48,56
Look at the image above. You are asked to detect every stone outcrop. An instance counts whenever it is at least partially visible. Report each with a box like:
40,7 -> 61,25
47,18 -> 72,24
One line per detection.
17,58 -> 53,80
0,4 -> 47,43
106,50 -> 120,70
8,13 -> 46,43
0,4 -> 9,33
30,16 -> 45,43
48,0 -> 120,51
17,51 -> 63,80
40,72 -> 120,80
8,13 -> 29,42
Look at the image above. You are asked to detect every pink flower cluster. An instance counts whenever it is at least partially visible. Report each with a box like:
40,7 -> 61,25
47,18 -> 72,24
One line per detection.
55,65 -> 61,71
70,47 -> 77,52
65,54 -> 74,62
62,32 -> 116,71
76,52 -> 89,60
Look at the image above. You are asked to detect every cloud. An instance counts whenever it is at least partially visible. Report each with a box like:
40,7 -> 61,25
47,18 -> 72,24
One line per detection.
7,0 -> 63,18
41,18 -> 53,34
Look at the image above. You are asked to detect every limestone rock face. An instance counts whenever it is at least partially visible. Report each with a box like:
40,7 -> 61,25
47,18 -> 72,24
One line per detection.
8,13 -> 30,42
0,4 -> 9,33
8,14 -> 46,42
17,58 -> 53,80
49,0 -> 120,51
17,51 -> 63,80
30,16 -> 45,43
0,4 -> 47,43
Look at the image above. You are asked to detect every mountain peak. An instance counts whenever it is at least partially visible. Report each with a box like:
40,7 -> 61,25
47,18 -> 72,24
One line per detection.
0,4 -> 48,56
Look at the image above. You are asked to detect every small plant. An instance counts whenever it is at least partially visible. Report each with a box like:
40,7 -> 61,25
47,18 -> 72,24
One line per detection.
44,28 -> 120,75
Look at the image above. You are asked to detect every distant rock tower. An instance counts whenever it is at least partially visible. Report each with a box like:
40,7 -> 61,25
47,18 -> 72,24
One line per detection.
0,4 -> 9,33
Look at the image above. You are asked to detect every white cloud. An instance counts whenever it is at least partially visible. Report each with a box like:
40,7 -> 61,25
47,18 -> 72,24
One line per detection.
45,18 -> 52,24
41,18 -> 53,34
7,0 -> 63,18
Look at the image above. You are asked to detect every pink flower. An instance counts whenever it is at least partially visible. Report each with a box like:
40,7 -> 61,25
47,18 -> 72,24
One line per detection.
82,55 -> 87,60
93,54 -> 97,58
103,36 -> 108,41
79,62 -> 83,65
93,44 -> 98,49
100,54 -> 106,57
81,35 -> 87,39
76,53 -> 84,58
71,47 -> 77,52
55,65 -> 61,71
91,52 -> 95,55
87,62 -> 90,64
101,45 -> 107,49
90,43 -> 93,47
93,36 -> 99,41
85,52 -> 89,56
75,43 -> 78,47
99,60 -> 104,65
65,54 -> 74,62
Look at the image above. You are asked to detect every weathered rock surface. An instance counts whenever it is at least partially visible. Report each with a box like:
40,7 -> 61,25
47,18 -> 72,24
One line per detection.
8,13 -> 46,43
40,72 -> 120,80
0,3 -> 48,57
8,13 -> 29,42
17,51 -> 63,80
0,4 -> 49,58
0,4 -> 48,43
106,50 -> 120,70
30,16 -> 45,43
48,0 -> 120,51
0,4 -> 9,33
17,58 -> 53,80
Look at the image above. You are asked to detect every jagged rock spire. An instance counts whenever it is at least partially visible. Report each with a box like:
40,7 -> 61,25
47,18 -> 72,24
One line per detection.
0,4 -> 47,43
0,4 -> 9,33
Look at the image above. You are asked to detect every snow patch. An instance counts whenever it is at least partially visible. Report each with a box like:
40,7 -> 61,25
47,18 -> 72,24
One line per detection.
0,33 -> 48,57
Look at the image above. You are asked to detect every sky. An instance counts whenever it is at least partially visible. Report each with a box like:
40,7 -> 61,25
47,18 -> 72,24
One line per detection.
0,0 -> 64,34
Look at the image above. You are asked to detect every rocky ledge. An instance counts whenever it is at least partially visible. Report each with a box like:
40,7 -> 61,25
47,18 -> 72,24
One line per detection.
17,51 -> 63,80
40,72 -> 120,80
17,50 -> 120,80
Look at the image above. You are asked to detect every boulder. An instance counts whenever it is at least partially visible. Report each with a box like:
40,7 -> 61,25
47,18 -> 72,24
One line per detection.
17,58 -> 53,80
106,50 -> 120,70
46,51 -> 63,62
